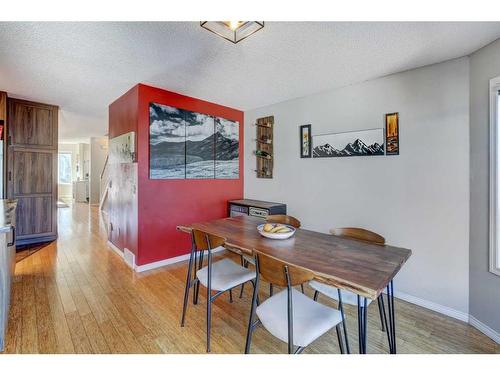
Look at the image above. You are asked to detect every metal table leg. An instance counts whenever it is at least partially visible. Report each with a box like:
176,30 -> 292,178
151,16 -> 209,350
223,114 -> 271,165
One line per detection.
384,280 -> 397,354
357,295 -> 368,354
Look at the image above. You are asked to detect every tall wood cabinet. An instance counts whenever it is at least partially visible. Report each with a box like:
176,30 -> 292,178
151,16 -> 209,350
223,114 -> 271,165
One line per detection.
6,98 -> 58,246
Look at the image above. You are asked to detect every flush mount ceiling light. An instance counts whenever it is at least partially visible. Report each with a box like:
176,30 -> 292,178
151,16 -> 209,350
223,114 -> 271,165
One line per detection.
200,21 -> 264,44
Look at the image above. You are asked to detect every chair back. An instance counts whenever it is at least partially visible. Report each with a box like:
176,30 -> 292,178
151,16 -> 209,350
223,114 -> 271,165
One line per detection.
255,251 -> 313,287
330,227 -> 385,245
266,214 -> 301,229
191,229 -> 226,252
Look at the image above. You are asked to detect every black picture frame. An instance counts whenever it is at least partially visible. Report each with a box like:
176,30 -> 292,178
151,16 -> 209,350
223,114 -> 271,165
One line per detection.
385,112 -> 399,156
300,124 -> 312,158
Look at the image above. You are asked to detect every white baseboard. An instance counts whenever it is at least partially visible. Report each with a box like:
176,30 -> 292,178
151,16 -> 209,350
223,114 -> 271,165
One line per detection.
391,290 -> 469,322
469,315 -> 500,344
107,240 -> 225,273
135,247 -> 225,273
107,240 -> 124,258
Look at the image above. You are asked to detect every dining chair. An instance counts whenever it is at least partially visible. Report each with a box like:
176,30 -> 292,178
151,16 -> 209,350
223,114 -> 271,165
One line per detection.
240,214 -> 302,297
245,251 -> 346,354
180,228 -> 257,352
308,227 -> 387,354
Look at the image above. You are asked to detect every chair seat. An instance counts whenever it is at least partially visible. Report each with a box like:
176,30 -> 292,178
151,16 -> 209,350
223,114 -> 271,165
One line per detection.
256,289 -> 343,348
197,258 -> 256,292
309,280 -> 373,306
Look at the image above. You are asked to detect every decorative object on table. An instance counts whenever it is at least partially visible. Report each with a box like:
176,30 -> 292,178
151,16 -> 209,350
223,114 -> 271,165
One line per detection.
149,102 -> 239,179
200,21 -> 264,44
109,131 -> 136,164
255,116 -> 274,178
312,128 -> 384,158
257,223 -> 296,240
299,124 -> 312,158
385,112 -> 399,155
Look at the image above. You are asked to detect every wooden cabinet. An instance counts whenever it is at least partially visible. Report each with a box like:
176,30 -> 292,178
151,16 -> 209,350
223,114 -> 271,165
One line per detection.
7,98 -> 58,245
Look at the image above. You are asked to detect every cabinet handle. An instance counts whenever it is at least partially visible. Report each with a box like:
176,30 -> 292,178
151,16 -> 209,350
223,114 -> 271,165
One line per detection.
8,171 -> 11,181
7,225 -> 15,247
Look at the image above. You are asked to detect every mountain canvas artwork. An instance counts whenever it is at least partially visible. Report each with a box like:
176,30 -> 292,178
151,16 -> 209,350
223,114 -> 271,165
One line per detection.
185,112 -> 215,179
215,116 -> 239,179
312,128 -> 384,158
150,103 -> 186,179
149,102 -> 239,179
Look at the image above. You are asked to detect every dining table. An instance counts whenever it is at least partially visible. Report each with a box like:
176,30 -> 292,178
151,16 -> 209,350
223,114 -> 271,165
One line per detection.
177,215 -> 412,354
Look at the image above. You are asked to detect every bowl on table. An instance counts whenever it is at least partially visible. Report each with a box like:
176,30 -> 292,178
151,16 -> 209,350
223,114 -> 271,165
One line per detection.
257,223 -> 296,240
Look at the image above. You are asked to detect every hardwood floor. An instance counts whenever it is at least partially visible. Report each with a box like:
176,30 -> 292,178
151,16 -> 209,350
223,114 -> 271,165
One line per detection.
2,203 -> 499,354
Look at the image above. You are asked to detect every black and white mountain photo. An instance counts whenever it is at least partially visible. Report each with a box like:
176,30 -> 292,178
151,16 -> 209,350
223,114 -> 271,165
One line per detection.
312,128 -> 384,158
185,111 -> 215,179
149,102 -> 240,179
215,117 -> 239,179
150,103 -> 186,179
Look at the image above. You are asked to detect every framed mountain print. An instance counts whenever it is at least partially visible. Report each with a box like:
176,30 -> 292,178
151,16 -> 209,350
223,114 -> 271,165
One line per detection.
300,124 -> 312,158
385,112 -> 399,155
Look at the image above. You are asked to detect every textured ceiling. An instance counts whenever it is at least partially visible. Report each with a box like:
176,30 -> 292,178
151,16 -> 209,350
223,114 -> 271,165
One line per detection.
1,22 -> 500,141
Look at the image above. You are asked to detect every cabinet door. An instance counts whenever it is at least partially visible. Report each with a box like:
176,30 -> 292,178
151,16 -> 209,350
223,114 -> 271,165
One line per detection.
8,99 -> 57,149
7,98 -> 58,245
8,150 -> 56,241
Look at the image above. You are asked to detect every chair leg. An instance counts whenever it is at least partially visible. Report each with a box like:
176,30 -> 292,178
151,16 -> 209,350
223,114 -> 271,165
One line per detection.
336,325 -> 345,354
377,295 -> 386,332
206,294 -> 212,352
245,279 -> 260,354
206,242 -> 212,353
269,283 -> 273,296
180,247 -> 195,327
229,288 -> 233,303
194,280 -> 200,305
239,255 -> 246,298
300,284 -> 305,294
337,290 -> 350,354
313,290 -> 319,301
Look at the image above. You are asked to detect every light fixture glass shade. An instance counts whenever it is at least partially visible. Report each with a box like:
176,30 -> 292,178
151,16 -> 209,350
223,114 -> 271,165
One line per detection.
200,21 -> 264,43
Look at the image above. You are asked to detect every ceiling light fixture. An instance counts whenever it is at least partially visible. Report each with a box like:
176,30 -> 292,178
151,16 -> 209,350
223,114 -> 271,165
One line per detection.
200,21 -> 264,44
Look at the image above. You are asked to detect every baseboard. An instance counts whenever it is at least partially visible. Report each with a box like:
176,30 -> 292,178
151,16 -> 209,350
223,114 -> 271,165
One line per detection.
107,240 -> 225,273
390,290 -> 470,323
135,247 -> 225,273
469,315 -> 500,344
107,240 -> 124,258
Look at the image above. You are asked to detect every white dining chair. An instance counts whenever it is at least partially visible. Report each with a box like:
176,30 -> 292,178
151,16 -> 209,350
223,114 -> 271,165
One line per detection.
245,251 -> 346,354
180,229 -> 257,352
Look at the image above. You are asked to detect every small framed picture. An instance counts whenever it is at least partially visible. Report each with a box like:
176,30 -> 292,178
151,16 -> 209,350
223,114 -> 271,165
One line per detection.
300,124 -> 312,158
385,113 -> 399,155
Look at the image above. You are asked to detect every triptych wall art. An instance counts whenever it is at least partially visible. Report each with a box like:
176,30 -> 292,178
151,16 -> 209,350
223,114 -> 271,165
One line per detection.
300,112 -> 399,158
149,102 -> 239,179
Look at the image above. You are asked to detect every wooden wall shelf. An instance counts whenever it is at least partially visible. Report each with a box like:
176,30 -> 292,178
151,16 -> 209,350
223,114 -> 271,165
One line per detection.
255,116 -> 274,178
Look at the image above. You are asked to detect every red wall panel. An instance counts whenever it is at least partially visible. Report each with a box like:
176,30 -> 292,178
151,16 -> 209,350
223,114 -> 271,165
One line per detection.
111,84 -> 244,266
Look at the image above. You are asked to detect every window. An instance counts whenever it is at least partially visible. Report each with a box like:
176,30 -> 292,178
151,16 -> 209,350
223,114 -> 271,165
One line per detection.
58,152 -> 72,185
489,76 -> 500,276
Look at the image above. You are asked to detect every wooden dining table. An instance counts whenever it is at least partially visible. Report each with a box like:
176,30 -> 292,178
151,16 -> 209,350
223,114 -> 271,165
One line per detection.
178,215 -> 412,354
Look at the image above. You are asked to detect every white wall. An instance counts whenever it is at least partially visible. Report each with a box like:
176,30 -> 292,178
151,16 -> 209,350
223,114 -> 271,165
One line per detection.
58,143 -> 79,201
469,39 -> 500,335
89,136 -> 108,204
245,58 -> 470,316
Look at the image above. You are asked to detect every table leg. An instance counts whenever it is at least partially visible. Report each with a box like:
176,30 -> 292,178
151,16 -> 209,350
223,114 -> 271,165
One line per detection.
385,280 -> 397,354
357,295 -> 368,354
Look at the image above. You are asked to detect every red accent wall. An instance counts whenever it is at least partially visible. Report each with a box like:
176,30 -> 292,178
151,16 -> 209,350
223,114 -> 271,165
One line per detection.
109,84 -> 244,266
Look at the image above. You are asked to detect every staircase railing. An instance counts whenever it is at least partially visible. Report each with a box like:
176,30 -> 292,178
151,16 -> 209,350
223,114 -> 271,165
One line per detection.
99,154 -> 109,212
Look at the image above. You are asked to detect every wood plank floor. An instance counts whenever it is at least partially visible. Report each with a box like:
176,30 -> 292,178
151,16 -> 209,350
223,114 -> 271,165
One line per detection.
3,203 -> 499,354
